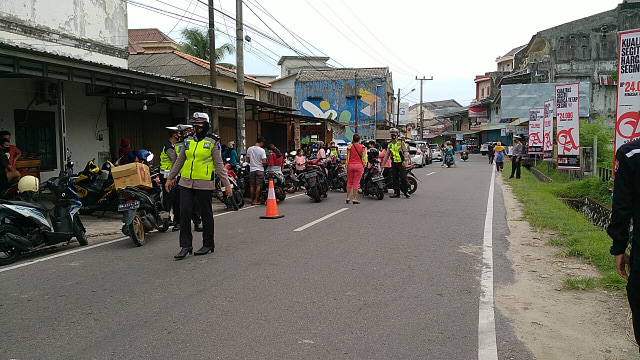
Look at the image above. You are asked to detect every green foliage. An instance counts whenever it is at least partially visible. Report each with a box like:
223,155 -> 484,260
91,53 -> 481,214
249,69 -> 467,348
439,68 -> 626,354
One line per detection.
502,163 -> 622,291
563,276 -> 597,290
551,176 -> 612,205
179,27 -> 236,69
580,118 -> 614,168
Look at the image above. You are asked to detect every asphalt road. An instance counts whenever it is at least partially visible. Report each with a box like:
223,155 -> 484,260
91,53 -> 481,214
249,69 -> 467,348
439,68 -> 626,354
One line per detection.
0,154 -> 534,359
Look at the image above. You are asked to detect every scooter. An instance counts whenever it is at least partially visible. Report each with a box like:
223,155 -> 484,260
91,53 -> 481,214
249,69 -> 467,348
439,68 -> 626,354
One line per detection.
117,150 -> 169,246
444,153 -> 454,167
213,163 -> 245,211
360,164 -> 385,200
383,163 -> 419,195
460,150 -> 469,161
259,167 -> 286,203
298,158 -> 329,203
73,158 -> 119,215
0,175 -> 87,266
326,157 -> 347,192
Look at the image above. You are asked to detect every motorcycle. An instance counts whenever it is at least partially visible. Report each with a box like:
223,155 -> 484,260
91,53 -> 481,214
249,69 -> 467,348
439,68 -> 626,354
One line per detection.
117,150 -> 169,246
444,153 -> 454,167
214,163 -> 245,211
73,158 -> 119,215
460,150 -> 469,161
360,164 -> 385,200
326,157 -> 347,192
259,167 -> 286,203
0,175 -> 87,266
383,163 -> 418,195
298,158 -> 329,203
283,154 -> 299,194
236,155 -> 251,198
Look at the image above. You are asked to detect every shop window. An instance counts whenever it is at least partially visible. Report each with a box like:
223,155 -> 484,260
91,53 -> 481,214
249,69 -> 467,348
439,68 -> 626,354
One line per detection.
14,109 -> 57,170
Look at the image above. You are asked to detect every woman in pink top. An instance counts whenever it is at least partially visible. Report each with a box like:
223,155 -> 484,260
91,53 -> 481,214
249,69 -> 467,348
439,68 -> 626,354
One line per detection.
345,133 -> 367,204
294,149 -> 306,172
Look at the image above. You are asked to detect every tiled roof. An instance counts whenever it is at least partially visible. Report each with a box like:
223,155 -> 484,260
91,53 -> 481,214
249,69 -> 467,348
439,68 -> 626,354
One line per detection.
297,67 -> 388,82
174,51 -> 271,87
128,28 -> 176,44
500,45 -> 527,59
128,39 -> 145,54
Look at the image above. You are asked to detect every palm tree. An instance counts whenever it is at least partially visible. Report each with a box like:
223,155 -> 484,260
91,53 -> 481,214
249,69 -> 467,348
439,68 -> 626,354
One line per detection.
179,27 -> 236,69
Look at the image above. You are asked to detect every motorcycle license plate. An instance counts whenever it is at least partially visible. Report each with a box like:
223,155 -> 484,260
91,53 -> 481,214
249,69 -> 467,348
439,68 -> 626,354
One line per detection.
371,175 -> 384,182
118,200 -> 140,211
305,172 -> 316,179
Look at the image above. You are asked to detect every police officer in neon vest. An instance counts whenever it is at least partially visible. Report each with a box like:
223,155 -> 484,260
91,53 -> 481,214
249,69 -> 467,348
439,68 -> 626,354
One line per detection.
381,128 -> 411,198
165,112 -> 232,260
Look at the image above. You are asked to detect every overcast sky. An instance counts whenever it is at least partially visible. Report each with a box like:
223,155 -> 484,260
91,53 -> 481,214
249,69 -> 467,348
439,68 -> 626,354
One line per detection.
127,0 -> 623,106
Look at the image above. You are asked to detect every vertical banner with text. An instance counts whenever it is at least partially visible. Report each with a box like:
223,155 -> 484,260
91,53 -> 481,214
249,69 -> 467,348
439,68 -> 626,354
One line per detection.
528,108 -> 544,154
614,29 -> 640,172
543,100 -> 554,161
555,83 -> 580,169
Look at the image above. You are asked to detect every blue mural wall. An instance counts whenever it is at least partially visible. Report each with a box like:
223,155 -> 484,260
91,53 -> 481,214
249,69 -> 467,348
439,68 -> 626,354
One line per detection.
295,78 -> 387,143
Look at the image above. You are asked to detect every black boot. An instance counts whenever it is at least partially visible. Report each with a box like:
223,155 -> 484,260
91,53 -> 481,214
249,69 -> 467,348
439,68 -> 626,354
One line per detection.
174,247 -> 192,260
194,246 -> 214,255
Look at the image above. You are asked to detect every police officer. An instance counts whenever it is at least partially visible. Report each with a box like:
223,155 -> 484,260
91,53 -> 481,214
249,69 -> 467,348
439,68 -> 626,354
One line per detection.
382,128 -> 410,198
608,137 -> 640,348
165,112 -> 231,260
160,127 -> 181,231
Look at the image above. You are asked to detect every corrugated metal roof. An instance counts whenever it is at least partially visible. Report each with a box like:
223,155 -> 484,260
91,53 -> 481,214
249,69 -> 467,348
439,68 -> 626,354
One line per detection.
297,67 -> 388,82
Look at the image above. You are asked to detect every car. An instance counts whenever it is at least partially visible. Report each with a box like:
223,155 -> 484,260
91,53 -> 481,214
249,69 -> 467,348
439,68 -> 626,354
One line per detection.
429,143 -> 442,160
407,141 -> 432,165
408,146 -> 427,167
480,143 -> 490,155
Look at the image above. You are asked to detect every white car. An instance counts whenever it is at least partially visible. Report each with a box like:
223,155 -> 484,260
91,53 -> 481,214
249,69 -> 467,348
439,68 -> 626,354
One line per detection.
429,144 -> 442,160
407,141 -> 432,165
480,143 -> 490,155
409,146 -> 427,167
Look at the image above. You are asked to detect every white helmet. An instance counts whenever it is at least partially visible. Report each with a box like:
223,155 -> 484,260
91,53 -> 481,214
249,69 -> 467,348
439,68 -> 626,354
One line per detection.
191,112 -> 210,124
389,128 -> 399,136
18,175 -> 39,193
227,141 -> 235,148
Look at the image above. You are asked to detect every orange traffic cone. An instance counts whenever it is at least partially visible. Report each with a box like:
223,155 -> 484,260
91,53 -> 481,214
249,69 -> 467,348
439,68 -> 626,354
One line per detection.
260,179 -> 284,219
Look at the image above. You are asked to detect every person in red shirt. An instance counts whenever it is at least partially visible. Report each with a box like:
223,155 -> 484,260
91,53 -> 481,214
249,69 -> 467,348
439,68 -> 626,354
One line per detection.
345,133 -> 367,204
0,130 -> 21,168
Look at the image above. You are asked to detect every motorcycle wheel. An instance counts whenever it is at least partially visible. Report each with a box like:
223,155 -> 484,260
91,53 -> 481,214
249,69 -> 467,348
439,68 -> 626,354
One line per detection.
128,213 -> 146,247
234,190 -> 245,209
284,174 -> 298,193
310,186 -> 321,203
376,186 -> 384,200
0,225 -> 21,265
157,217 -> 170,232
276,186 -> 286,202
73,215 -> 88,246
408,177 -> 418,194
227,193 -> 239,211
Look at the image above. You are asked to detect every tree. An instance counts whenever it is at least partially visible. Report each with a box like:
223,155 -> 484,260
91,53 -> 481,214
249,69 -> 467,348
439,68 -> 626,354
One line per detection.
179,27 -> 236,70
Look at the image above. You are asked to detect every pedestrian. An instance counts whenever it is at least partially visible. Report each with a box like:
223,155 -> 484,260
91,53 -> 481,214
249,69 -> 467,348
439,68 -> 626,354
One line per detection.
345,133 -> 366,204
510,136 -> 524,179
315,141 -> 326,164
247,136 -> 267,205
118,138 -> 136,165
0,130 -> 21,168
382,128 -> 410,198
266,144 -> 284,184
294,148 -> 306,174
0,138 -> 20,192
608,138 -> 640,351
493,142 -> 507,171
165,112 -> 231,260
159,127 -> 181,231
488,142 -> 495,164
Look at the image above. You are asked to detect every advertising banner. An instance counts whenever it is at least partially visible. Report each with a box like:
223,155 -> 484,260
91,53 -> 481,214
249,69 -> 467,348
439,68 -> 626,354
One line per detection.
614,29 -> 640,171
528,108 -> 544,154
543,100 -> 554,161
555,83 -> 580,169
468,107 -> 488,118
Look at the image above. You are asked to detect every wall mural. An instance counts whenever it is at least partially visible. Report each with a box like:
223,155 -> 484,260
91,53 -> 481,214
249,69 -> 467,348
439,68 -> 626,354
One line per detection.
300,88 -> 381,143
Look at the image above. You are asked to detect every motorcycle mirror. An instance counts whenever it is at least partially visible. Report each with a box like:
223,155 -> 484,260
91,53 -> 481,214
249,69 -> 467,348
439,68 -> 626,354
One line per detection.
289,151 -> 296,156
146,152 -> 154,162
225,158 -> 231,161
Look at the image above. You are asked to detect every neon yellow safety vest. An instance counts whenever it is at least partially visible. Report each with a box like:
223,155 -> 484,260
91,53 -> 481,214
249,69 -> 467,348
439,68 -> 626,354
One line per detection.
180,137 -> 216,180
389,141 -> 403,163
160,145 -> 172,171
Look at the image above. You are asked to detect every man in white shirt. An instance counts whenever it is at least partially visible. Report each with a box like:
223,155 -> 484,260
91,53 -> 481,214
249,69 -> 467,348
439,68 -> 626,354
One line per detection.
246,136 -> 267,205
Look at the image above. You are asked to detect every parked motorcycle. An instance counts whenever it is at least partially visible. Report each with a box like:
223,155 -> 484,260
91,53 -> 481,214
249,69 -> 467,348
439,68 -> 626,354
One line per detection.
236,155 -> 250,198
117,151 -> 169,246
383,163 -> 418,195
460,150 -> 469,161
298,158 -> 328,203
444,153 -> 454,167
326,157 -> 347,192
284,152 -> 300,194
0,175 -> 87,266
74,158 -> 119,215
213,163 -> 244,211
259,167 -> 286,203
360,164 -> 385,200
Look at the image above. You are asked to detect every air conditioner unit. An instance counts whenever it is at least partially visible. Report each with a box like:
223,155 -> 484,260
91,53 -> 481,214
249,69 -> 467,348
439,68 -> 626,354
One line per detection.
37,82 -> 58,105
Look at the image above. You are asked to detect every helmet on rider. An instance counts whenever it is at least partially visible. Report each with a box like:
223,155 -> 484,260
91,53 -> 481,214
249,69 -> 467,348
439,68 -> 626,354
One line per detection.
190,112 -> 210,139
316,141 -> 324,148
227,141 -> 235,149
18,175 -> 39,193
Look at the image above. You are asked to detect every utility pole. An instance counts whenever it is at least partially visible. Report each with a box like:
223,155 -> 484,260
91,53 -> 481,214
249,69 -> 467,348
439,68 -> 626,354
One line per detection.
208,0 -> 219,132
235,0 -> 246,154
396,88 -> 401,127
416,76 -> 433,140
354,71 -> 359,134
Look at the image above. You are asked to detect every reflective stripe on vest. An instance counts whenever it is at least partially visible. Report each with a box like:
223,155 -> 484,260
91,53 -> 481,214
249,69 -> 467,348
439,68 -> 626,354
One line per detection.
180,137 -> 215,180
389,141 -> 402,162
160,146 -> 172,172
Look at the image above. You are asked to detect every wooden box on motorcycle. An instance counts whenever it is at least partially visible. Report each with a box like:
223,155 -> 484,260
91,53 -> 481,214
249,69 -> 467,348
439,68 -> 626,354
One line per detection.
111,162 -> 152,190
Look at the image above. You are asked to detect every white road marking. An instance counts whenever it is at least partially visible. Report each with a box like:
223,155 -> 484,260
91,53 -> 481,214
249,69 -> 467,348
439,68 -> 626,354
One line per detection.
426,172 -> 435,176
293,208 -> 348,232
478,169 -> 498,360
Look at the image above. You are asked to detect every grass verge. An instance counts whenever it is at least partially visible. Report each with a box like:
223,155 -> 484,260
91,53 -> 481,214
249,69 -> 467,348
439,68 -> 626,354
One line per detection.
501,161 -> 625,291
